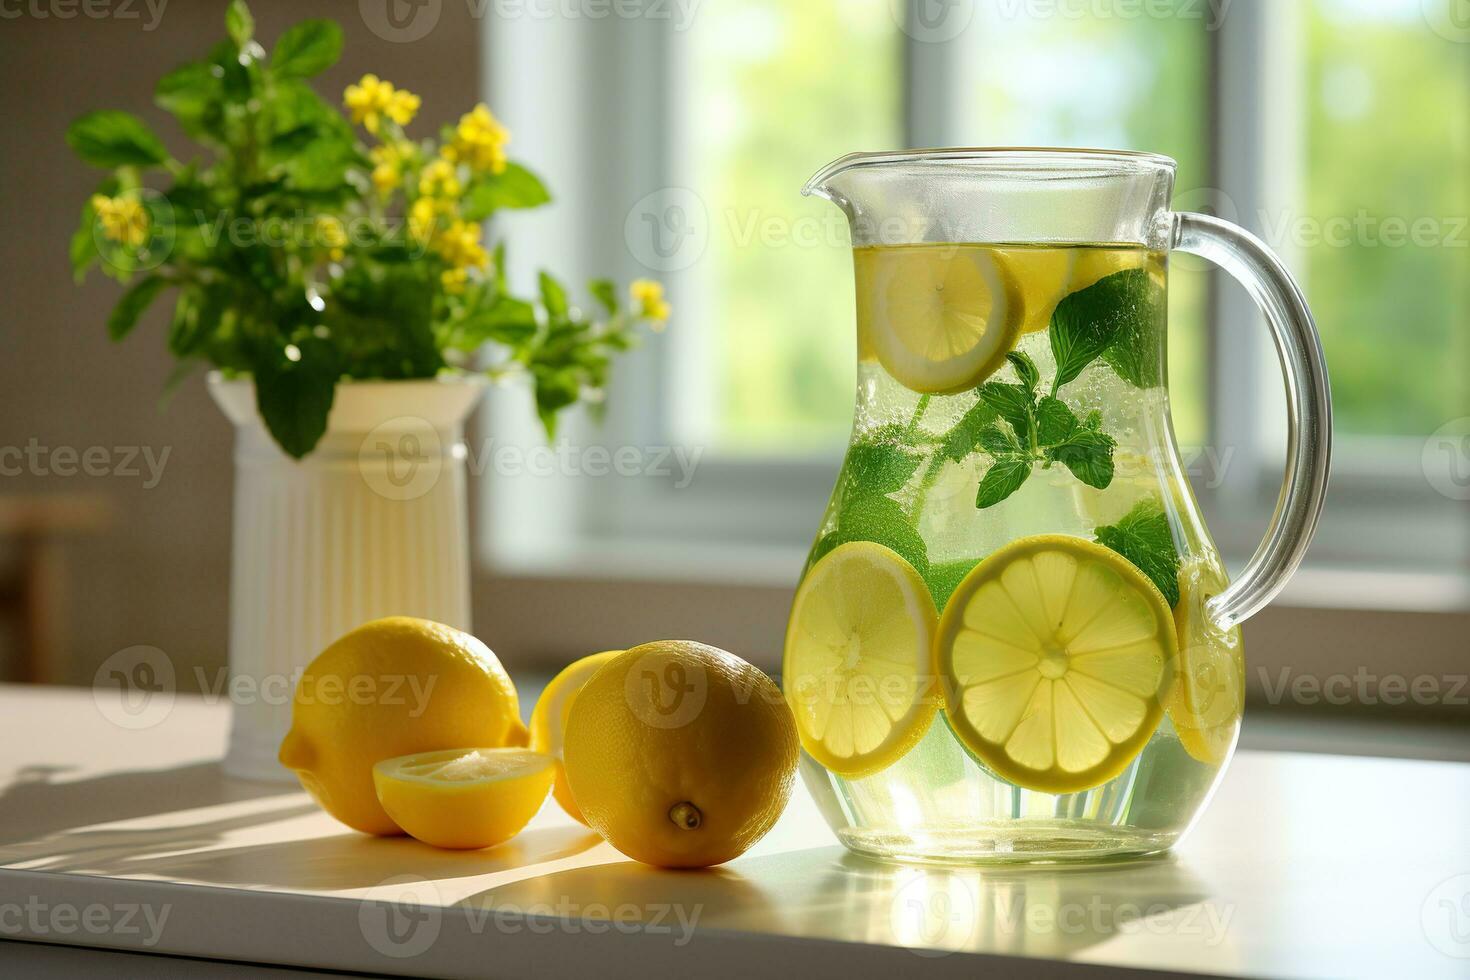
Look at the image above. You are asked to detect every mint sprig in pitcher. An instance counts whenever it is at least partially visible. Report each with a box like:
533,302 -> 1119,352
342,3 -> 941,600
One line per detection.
783,149 -> 1331,864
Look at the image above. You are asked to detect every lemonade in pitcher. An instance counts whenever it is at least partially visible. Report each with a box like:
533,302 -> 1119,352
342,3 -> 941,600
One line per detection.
783,150 -> 1331,864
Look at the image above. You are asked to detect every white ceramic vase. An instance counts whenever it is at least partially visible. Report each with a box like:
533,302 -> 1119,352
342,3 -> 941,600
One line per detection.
208,374 -> 486,781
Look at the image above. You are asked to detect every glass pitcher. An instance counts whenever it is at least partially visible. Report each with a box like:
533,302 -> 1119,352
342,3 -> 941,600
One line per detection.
783,148 -> 1331,864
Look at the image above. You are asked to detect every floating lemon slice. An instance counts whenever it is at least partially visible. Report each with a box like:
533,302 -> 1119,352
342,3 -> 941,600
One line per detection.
784,541 -> 938,778
855,244 -> 1022,394
1168,560 -> 1244,766
1003,247 -> 1153,335
530,650 -> 623,826
935,535 -> 1176,794
373,747 -> 553,849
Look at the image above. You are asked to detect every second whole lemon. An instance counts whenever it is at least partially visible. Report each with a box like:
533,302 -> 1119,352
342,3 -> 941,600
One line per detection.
278,616 -> 528,836
562,641 -> 799,868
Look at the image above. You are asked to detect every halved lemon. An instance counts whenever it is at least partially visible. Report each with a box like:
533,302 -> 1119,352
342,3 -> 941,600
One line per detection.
784,541 -> 938,778
935,535 -> 1176,794
1168,560 -> 1244,766
855,244 -> 1022,394
373,748 -> 554,849
529,650 -> 623,825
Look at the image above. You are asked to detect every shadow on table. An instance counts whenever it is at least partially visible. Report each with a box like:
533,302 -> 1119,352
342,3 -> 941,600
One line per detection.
469,846 -> 1234,963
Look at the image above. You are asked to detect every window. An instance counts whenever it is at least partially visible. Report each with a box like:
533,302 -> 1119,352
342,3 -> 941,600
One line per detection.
481,0 -> 1470,592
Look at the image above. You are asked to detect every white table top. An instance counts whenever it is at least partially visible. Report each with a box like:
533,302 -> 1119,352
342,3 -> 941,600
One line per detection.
1,683 -> 1467,978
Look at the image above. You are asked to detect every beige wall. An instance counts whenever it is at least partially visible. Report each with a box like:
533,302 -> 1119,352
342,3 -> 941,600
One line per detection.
0,0 -> 479,688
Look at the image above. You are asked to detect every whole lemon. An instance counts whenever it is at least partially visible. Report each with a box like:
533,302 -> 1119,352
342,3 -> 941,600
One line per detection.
563,640 -> 798,868
278,617 -> 527,835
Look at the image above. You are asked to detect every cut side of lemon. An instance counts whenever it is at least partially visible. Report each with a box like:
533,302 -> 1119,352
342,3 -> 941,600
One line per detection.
1168,560 -> 1244,766
784,541 -> 938,778
935,535 -> 1176,794
855,244 -> 1022,394
529,650 -> 623,826
373,748 -> 554,849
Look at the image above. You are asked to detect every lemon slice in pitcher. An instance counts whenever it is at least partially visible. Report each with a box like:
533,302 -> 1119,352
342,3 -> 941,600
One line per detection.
935,535 -> 1176,794
856,244 -> 1022,394
1168,560 -> 1244,766
784,541 -> 938,778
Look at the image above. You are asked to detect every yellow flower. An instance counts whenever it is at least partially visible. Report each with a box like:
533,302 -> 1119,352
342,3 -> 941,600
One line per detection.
418,158 -> 462,199
314,216 -> 348,262
91,193 -> 150,248
343,74 -> 419,135
435,219 -> 489,270
630,278 -> 671,327
442,104 -> 510,175
369,141 -> 414,194
408,196 -> 451,244
441,267 -> 469,294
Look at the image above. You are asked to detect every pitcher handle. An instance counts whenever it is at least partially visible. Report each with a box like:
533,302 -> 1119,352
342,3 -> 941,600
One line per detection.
1171,212 -> 1333,631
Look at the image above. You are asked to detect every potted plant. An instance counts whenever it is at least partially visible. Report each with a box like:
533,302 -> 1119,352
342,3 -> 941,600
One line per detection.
67,1 -> 669,779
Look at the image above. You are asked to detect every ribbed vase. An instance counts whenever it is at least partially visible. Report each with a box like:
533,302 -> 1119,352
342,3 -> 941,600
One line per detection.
209,375 -> 487,781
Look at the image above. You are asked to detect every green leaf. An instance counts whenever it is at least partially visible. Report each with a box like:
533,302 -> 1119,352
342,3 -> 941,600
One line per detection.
844,441 -> 922,497
70,199 -> 100,284
155,61 -> 224,142
270,19 -> 342,78
167,284 -> 226,358
937,397 -> 1000,463
1050,268 -> 1154,389
225,0 -> 254,47
926,557 -> 983,611
977,422 -> 1019,457
1034,395 -> 1079,446
107,275 -> 170,341
449,296 -> 538,350
978,382 -> 1034,444
975,455 -> 1032,509
1101,272 -> 1167,388
588,279 -> 619,316
252,338 -> 339,460
810,495 -> 929,577
463,164 -> 551,220
539,271 -> 568,318
1007,350 -> 1040,393
1047,427 -> 1116,489
1094,497 -> 1182,606
66,111 -> 168,168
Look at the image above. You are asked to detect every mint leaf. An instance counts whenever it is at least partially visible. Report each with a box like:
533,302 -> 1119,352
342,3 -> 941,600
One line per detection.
1007,350 -> 1040,393
1048,426 -> 1116,489
108,275 -> 170,341
976,455 -> 1031,509
1050,268 -> 1153,389
1101,272 -> 1167,388
1035,395 -> 1078,446
1095,497 -> 1181,606
937,398 -> 999,463
66,111 -> 168,168
977,422 -> 1019,456
926,557 -> 982,610
271,20 -> 342,79
978,382 -> 1034,445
